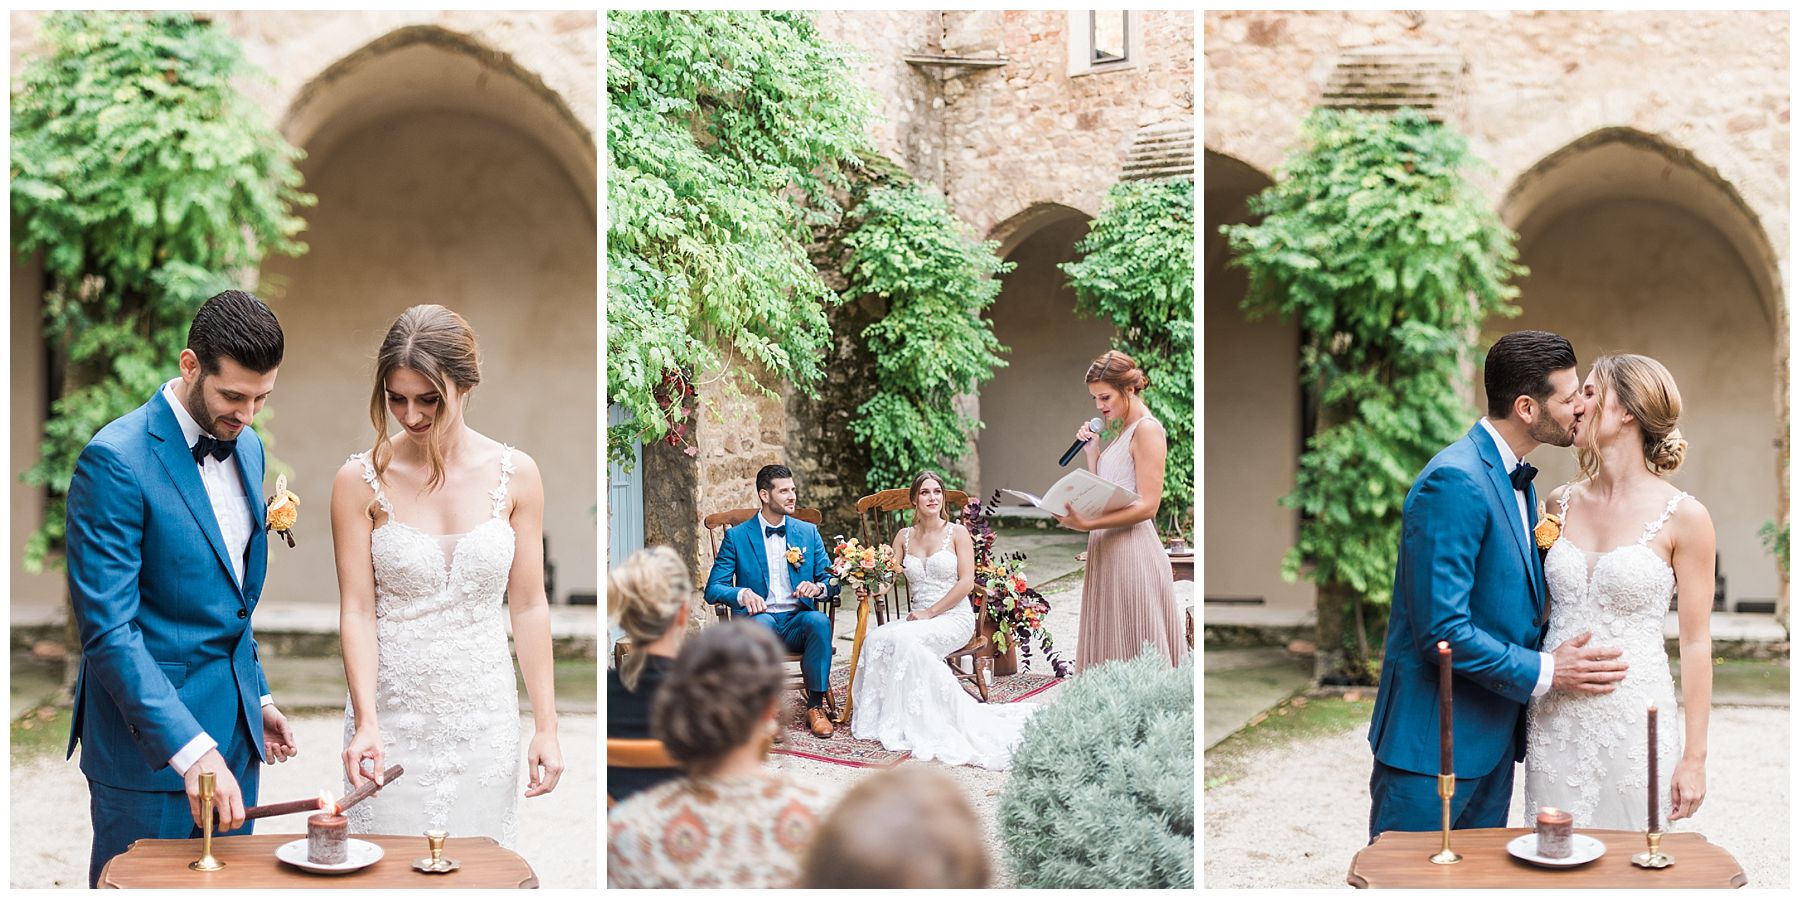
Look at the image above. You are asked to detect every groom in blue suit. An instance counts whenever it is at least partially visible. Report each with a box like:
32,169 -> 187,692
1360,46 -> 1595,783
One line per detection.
66,291 -> 298,885
1368,330 -> 1628,839
705,463 -> 839,738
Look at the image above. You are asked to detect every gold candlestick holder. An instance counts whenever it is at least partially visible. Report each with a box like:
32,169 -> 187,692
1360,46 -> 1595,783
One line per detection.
1429,773 -> 1461,865
189,772 -> 225,872
1631,829 -> 1673,868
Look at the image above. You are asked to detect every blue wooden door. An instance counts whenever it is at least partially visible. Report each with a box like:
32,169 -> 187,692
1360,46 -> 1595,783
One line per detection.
607,404 -> 645,569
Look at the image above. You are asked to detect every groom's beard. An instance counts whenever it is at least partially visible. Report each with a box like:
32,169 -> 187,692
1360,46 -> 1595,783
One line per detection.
1529,413 -> 1576,448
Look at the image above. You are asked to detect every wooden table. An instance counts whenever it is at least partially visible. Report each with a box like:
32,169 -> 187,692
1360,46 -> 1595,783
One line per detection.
99,834 -> 538,888
1349,828 -> 1745,888
1169,552 -> 1194,582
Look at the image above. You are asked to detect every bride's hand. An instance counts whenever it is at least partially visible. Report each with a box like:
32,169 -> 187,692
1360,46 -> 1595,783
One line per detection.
905,608 -> 932,621
342,727 -> 383,789
1670,756 -> 1705,820
524,731 -> 564,798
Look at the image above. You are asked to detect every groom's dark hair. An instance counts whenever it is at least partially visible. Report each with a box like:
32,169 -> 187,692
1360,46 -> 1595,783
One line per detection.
188,290 -> 284,375
1485,330 -> 1576,419
755,464 -> 793,494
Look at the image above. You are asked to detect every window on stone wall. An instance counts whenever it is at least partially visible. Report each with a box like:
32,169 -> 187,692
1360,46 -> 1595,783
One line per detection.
1068,10 -> 1139,77
1091,11 -> 1128,64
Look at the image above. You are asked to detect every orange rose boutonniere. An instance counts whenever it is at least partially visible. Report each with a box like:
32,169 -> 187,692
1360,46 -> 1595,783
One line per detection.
265,474 -> 300,548
786,545 -> 805,569
1533,511 -> 1562,551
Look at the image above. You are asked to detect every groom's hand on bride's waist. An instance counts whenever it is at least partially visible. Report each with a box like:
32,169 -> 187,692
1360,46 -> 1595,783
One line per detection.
1549,631 -> 1629,694
184,749 -> 245,831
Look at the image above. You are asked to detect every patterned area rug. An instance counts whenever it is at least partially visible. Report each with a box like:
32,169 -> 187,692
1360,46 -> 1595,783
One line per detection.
772,664 -> 1063,769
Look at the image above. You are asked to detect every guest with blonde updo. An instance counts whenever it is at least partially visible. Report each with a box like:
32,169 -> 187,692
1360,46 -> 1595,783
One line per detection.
800,766 -> 991,888
607,622 -> 830,888
606,546 -> 692,802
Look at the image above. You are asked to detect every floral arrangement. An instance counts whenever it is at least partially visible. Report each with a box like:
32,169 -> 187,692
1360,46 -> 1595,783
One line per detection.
966,493 -> 1071,678
785,545 -> 805,568
828,536 -> 895,590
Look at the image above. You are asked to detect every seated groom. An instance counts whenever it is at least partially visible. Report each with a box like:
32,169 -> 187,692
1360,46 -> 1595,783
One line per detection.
705,464 -> 838,738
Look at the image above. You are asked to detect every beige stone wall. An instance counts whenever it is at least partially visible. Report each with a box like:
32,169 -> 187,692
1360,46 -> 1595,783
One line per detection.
1203,10 -> 1786,251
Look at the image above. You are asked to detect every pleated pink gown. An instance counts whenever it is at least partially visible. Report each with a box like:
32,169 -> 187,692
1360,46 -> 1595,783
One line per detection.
1075,415 -> 1189,672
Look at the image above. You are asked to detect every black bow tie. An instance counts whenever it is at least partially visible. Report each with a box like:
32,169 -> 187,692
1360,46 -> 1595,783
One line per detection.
1510,461 -> 1537,491
192,434 -> 236,464
764,524 -> 787,539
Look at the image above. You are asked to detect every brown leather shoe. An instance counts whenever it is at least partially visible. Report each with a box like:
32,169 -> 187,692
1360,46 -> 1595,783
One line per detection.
806,707 -> 835,739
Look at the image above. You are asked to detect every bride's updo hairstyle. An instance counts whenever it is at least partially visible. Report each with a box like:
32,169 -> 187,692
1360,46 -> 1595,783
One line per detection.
909,470 -> 950,523
369,305 -> 482,492
1085,349 -> 1149,395
609,547 -> 692,692
1578,353 -> 1686,480
651,620 -> 787,775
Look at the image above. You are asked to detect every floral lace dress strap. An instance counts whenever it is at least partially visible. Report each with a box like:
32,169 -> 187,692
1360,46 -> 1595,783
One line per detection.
490,445 -> 517,519
352,452 -> 394,519
1638,492 -> 1691,545
939,522 -> 955,554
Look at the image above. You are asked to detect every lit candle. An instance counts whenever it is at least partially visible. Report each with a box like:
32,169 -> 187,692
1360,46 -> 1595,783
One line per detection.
1535,806 -> 1573,859
1437,641 -> 1453,776
1647,702 -> 1659,832
306,791 -> 348,865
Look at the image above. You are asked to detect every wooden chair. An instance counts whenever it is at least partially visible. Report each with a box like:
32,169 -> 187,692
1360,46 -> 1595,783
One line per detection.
703,507 -> 839,716
854,487 -> 970,624
943,591 -> 999,702
606,737 -> 677,809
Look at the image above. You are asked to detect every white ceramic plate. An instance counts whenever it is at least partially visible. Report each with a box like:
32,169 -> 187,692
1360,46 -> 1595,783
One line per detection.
1505,832 -> 1606,867
275,837 -> 384,874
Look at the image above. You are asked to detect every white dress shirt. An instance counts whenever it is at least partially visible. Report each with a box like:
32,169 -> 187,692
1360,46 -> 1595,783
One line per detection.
161,380 -> 272,775
740,512 -> 799,613
1476,418 -> 1555,699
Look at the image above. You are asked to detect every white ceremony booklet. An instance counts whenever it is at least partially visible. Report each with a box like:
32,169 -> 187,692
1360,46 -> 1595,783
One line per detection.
1003,468 -> 1138,519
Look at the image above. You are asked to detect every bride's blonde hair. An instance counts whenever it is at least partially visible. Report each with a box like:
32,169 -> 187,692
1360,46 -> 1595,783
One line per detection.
1577,353 -> 1686,480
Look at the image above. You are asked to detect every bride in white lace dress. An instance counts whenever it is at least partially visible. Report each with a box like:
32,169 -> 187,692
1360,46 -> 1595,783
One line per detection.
1525,354 -> 1714,830
329,305 -> 563,847
850,472 -> 1039,770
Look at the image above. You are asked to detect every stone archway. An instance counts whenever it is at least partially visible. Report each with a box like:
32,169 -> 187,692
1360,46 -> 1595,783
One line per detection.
1202,149 -> 1314,627
1493,128 -> 1786,614
260,27 -> 598,606
975,203 -> 1115,504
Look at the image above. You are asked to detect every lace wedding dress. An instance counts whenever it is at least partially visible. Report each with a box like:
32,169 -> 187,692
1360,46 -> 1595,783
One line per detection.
342,448 -> 521,845
1524,488 -> 1687,830
849,524 -> 1039,770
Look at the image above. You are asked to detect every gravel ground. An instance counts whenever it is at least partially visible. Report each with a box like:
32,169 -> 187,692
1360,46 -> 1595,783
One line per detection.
9,714 -> 597,889
1203,705 -> 1789,888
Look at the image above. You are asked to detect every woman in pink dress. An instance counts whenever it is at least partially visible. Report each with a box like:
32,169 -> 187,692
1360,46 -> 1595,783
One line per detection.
1053,351 -> 1188,671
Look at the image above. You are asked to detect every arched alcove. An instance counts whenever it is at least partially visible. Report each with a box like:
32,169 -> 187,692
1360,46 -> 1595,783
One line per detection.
975,203 -> 1115,502
1203,149 -> 1313,626
1492,129 -> 1784,612
261,28 -> 598,606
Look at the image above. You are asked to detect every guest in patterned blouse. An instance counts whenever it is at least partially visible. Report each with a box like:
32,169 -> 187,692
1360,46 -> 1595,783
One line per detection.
607,621 -> 830,888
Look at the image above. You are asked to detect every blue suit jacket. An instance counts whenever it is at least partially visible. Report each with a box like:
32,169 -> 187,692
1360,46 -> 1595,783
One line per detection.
1368,423 -> 1549,778
704,515 -> 834,613
65,391 -> 271,792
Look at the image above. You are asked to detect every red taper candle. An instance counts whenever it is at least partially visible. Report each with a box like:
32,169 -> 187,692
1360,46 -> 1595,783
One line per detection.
1647,701 -> 1659,832
1438,640 -> 1453,776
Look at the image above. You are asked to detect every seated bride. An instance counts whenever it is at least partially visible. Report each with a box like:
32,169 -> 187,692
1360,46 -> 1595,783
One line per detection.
849,471 -> 1038,769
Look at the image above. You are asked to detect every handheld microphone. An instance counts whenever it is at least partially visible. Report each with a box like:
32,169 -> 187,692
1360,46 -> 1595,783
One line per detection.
1058,418 -> 1105,467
